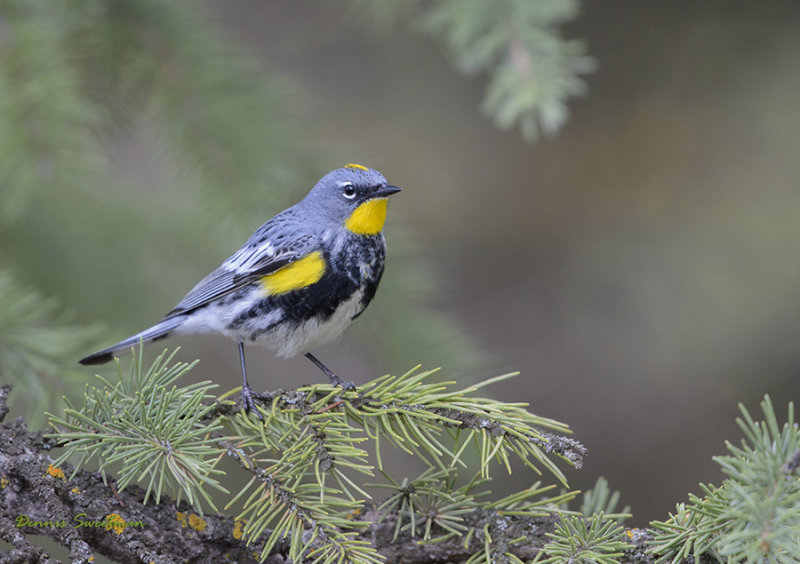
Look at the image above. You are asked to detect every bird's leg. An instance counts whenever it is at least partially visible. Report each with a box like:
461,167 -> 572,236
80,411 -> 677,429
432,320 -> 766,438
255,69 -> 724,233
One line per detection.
304,352 -> 355,390
238,341 -> 265,414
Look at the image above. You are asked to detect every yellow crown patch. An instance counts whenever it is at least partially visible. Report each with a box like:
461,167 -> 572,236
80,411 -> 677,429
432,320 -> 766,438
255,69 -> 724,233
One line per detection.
344,163 -> 369,171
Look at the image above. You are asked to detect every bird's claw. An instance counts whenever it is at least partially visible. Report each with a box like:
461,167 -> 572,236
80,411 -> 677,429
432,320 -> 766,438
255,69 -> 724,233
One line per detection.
241,385 -> 266,419
328,374 -> 356,391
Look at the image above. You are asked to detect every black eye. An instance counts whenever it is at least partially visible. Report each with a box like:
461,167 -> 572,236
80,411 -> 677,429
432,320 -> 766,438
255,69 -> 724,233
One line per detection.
342,184 -> 357,199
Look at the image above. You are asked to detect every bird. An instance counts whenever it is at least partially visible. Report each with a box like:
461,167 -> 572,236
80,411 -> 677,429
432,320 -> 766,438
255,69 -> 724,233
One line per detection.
79,164 -> 401,411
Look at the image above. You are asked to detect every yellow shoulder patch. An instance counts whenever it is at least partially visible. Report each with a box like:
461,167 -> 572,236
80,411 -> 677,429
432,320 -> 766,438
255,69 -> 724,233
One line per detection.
344,163 -> 369,171
345,198 -> 388,235
260,251 -> 326,295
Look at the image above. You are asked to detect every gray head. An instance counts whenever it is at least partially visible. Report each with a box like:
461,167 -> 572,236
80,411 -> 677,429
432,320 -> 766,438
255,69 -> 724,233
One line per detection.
300,164 -> 401,234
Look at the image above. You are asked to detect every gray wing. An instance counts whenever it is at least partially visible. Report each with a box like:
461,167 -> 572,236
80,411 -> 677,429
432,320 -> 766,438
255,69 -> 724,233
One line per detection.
165,217 -> 317,317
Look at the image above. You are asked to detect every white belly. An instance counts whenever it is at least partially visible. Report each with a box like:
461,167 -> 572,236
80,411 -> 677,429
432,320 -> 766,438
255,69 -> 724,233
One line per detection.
174,288 -> 366,358
266,288 -> 366,357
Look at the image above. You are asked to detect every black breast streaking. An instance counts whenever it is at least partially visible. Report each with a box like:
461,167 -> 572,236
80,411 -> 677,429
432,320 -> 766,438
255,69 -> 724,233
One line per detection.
230,233 -> 386,334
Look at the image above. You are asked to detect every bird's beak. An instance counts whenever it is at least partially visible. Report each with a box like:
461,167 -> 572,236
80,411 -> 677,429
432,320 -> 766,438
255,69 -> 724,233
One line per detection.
374,185 -> 401,198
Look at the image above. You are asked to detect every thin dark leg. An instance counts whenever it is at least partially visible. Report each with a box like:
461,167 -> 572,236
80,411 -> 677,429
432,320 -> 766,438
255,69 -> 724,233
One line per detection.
304,352 -> 355,390
239,341 -> 248,385
238,341 -> 259,413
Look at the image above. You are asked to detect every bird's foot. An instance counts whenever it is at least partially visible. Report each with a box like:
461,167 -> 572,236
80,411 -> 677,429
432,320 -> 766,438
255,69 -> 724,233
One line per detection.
241,385 -> 269,418
304,352 -> 355,391
327,373 -> 356,391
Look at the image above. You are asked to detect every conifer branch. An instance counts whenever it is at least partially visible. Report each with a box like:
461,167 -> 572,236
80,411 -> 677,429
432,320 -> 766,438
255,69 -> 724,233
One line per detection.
38,351 -> 586,563
7,348 -> 800,564
217,365 -> 585,561
0,407 -> 257,563
48,349 -> 228,513
648,395 -> 800,563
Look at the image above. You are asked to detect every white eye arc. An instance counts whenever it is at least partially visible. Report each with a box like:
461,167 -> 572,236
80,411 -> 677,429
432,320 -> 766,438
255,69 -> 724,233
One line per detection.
342,183 -> 357,199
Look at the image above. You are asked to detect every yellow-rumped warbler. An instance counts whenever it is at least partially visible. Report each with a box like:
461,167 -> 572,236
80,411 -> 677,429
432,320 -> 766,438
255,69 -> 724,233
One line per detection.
80,164 -> 401,410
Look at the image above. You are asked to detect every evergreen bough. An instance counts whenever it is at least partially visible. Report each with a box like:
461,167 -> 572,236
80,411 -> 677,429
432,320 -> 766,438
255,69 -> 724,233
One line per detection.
648,395 -> 800,563
48,349 -> 586,563
8,351 -> 799,563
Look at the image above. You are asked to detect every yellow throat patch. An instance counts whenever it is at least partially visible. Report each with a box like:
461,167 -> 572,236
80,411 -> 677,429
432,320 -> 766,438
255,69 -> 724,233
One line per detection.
345,198 -> 388,235
344,163 -> 369,171
260,251 -> 326,295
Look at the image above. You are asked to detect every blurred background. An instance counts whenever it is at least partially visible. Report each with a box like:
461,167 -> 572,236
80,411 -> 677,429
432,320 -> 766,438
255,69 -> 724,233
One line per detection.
2,0 -> 799,524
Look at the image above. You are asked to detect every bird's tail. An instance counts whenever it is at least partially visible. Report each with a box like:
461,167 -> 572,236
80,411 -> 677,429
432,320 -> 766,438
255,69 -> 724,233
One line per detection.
79,316 -> 184,366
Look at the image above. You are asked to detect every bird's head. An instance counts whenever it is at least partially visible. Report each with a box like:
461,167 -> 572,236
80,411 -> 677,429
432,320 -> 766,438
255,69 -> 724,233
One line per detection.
304,164 -> 401,235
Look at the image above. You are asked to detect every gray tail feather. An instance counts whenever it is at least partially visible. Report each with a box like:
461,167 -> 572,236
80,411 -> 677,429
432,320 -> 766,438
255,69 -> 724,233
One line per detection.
79,317 -> 184,366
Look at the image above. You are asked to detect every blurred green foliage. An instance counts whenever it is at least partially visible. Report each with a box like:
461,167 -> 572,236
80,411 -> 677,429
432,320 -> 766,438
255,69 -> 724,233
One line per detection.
349,0 -> 594,140
1,0 -> 302,313
0,0 -> 311,422
0,271 -> 98,427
